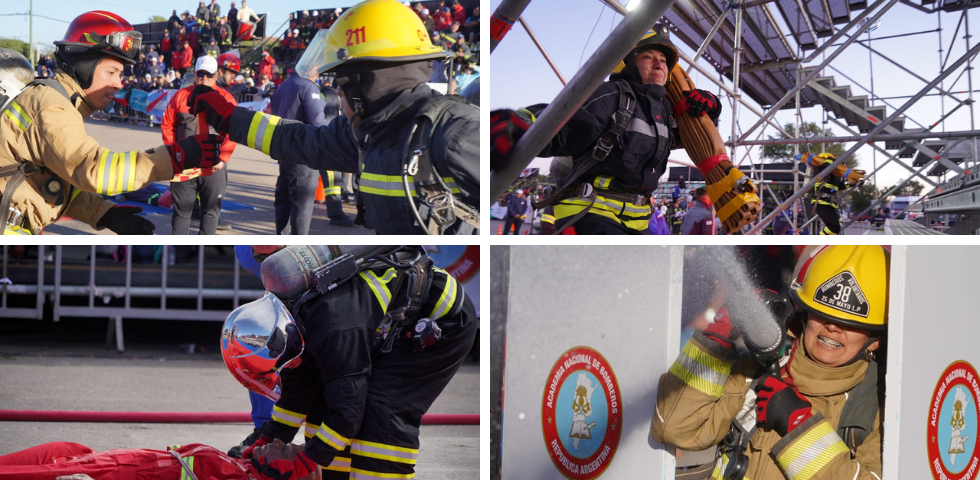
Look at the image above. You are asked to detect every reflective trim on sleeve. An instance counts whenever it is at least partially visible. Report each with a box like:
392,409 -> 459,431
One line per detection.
324,186 -> 342,196
246,112 -> 281,155
777,420 -> 850,480
541,214 -> 555,224
428,268 -> 459,320
358,268 -> 396,313
315,423 -> 352,451
271,405 -> 306,427
351,439 -> 419,465
304,423 -> 317,439
4,102 -> 32,132
667,340 -> 732,398
95,150 -> 138,195
325,455 -> 352,472
350,468 -> 415,479
359,173 -> 460,197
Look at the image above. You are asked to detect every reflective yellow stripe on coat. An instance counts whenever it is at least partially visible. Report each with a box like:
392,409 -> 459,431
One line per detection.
350,468 -> 415,479
95,150 -> 139,195
3,101 -> 32,132
246,112 -> 281,155
428,268 -> 462,320
316,423 -> 352,451
668,339 -> 732,398
359,173 -> 460,197
359,268 -> 398,313
555,194 -> 652,231
776,420 -> 849,480
272,405 -> 306,427
178,455 -> 195,480
324,171 -> 342,196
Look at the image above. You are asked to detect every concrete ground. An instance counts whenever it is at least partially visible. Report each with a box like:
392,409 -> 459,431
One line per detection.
43,119 -> 373,235
0,335 -> 478,478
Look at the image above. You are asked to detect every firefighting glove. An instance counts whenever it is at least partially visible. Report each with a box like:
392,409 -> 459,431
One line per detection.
167,134 -> 223,175
250,449 -> 317,480
241,434 -> 272,460
754,374 -> 814,437
189,85 -> 236,135
685,89 -> 722,120
490,108 -> 535,171
702,306 -> 737,352
97,205 -> 155,235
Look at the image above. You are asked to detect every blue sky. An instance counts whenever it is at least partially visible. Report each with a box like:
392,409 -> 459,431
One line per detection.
486,0 -> 980,190
1,0 -> 354,49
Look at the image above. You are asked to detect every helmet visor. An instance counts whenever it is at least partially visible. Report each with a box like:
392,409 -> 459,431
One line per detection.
87,30 -> 142,61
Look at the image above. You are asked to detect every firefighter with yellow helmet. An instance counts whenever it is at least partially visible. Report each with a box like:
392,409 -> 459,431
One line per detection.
489,28 -> 722,234
189,0 -> 479,235
0,11 -> 222,235
653,245 -> 888,479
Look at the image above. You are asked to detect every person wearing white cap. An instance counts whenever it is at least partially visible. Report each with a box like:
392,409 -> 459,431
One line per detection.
161,54 -> 238,234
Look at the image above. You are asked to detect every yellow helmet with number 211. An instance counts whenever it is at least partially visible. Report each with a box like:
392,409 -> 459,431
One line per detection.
294,0 -> 449,78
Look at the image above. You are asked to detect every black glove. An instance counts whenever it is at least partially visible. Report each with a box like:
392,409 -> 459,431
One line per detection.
98,205 -> 155,235
189,85 -> 236,135
685,89 -> 722,120
754,374 -> 814,437
490,108 -> 535,171
167,134 -> 223,174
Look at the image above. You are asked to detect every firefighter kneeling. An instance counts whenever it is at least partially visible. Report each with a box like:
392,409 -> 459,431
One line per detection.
221,245 -> 477,479
652,245 -> 888,480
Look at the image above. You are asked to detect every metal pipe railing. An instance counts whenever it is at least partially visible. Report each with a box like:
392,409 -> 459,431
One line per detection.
738,0 -> 901,143
490,0 -> 676,200
746,38 -> 980,234
732,128 -> 980,145
489,0 -> 533,53
518,17 -> 567,85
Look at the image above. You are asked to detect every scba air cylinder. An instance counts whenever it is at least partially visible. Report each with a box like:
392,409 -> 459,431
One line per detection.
260,245 -> 359,299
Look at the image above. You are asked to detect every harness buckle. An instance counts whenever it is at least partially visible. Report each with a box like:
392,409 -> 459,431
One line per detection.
407,148 -> 423,176
577,182 -> 594,199
425,191 -> 457,226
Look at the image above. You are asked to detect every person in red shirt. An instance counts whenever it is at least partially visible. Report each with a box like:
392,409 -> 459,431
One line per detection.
160,30 -> 172,69
0,440 -> 321,480
162,55 -> 237,235
257,50 -> 276,79
172,41 -> 193,73
433,7 -> 452,31
450,0 -> 465,23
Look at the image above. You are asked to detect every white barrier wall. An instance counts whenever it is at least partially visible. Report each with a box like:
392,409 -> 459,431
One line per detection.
501,246 -> 682,479
884,246 -> 980,480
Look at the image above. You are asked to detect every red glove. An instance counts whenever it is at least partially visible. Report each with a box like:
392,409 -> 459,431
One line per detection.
241,434 -> 271,460
754,374 -> 813,436
702,306 -> 736,350
189,85 -> 236,135
490,108 -> 534,169
685,89 -> 721,119
167,134 -> 223,174
249,449 -> 317,480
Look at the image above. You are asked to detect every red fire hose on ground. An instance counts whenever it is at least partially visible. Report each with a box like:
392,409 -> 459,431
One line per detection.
0,410 -> 479,425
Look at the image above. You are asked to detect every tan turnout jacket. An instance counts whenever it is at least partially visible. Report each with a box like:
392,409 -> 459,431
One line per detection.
652,331 -> 882,480
0,71 -> 173,233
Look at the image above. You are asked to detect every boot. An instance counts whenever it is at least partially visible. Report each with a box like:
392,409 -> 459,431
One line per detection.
227,427 -> 262,458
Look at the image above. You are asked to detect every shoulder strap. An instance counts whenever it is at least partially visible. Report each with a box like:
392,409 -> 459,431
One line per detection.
404,95 -> 479,234
32,79 -> 73,103
531,80 -> 636,214
837,360 -> 882,452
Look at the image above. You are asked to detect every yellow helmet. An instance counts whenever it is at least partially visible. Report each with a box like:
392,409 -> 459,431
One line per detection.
789,245 -> 890,331
294,0 -> 449,77
611,28 -> 678,84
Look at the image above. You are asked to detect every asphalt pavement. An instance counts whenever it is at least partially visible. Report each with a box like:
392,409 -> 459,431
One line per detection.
43,119 -> 374,235
0,334 -> 478,479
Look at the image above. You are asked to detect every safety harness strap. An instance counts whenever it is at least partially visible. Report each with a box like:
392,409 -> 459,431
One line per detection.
533,80 -> 637,234
403,95 -> 479,235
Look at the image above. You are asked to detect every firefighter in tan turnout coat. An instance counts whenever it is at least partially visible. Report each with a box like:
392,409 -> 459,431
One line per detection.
0,11 -> 221,235
653,245 -> 889,480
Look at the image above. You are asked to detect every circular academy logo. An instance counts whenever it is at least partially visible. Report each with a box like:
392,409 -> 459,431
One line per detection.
542,346 -> 622,480
927,360 -> 980,480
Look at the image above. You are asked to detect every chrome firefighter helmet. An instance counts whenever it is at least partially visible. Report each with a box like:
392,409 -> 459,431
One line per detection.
221,293 -> 305,401
0,48 -> 35,112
